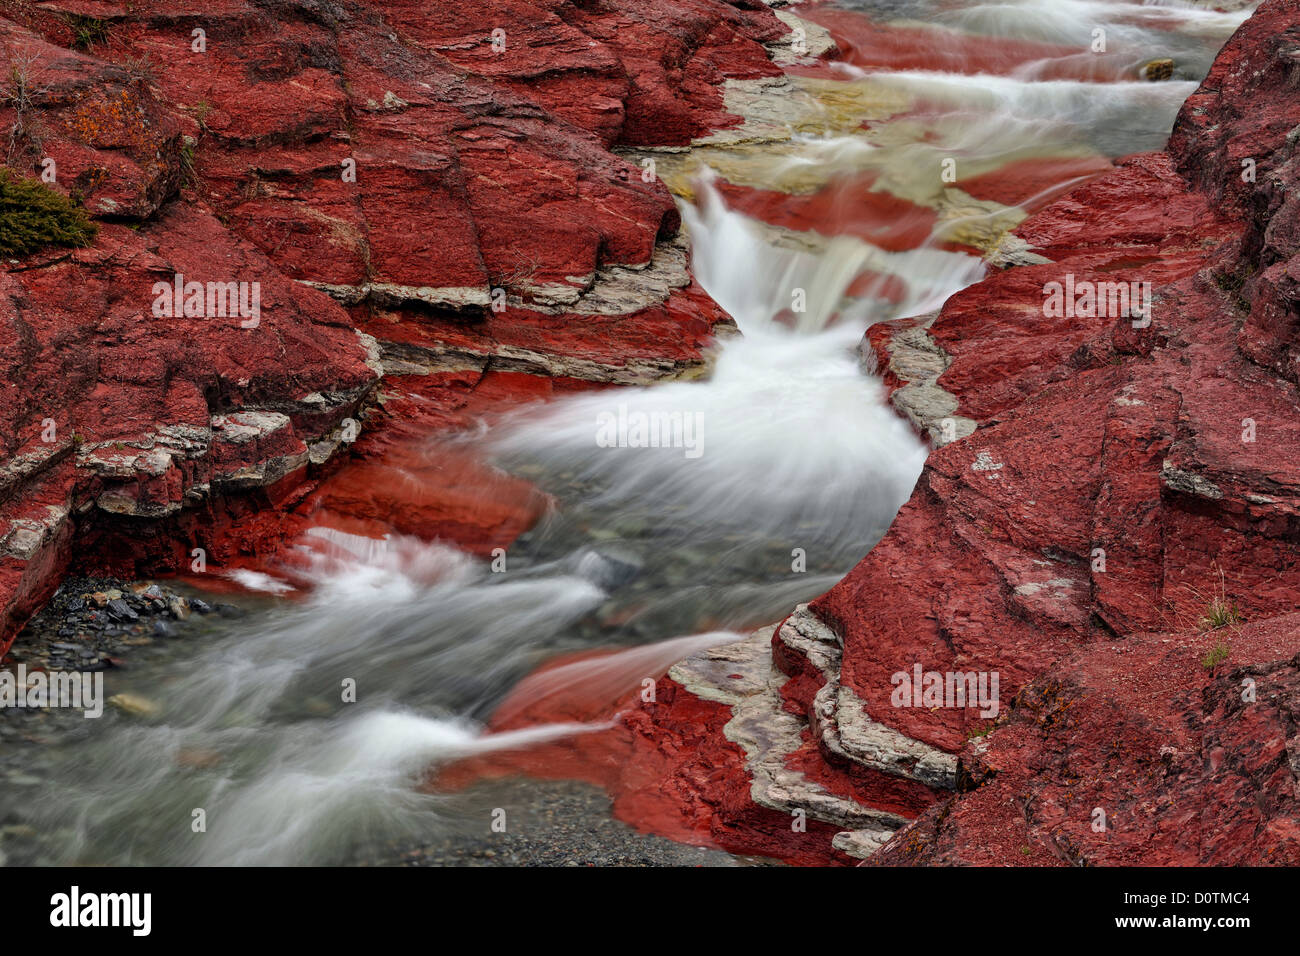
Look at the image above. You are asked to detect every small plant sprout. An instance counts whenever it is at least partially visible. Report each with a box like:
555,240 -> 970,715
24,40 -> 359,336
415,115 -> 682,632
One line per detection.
1201,641 -> 1231,671
3,46 -> 52,162
67,16 -> 111,52
1197,564 -> 1242,632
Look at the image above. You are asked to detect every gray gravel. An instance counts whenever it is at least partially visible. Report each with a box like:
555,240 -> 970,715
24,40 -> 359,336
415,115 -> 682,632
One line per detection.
375,778 -> 773,867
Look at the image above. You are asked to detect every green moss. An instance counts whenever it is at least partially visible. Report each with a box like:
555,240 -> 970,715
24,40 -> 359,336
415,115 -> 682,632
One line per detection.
0,170 -> 99,257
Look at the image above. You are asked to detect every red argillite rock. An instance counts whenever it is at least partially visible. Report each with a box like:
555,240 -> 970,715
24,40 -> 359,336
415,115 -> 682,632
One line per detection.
498,0 -> 1300,865
0,0 -> 780,652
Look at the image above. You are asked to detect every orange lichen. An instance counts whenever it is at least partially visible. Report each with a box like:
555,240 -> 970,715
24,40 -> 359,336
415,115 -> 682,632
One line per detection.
62,87 -> 164,158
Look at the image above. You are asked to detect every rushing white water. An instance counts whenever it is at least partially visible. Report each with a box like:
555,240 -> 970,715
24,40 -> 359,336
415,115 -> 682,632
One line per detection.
874,72 -> 1199,132
684,171 -> 986,330
192,714 -> 602,866
939,0 -> 1255,44
19,534 -> 613,863
491,176 -> 964,545
864,73 -> 1203,183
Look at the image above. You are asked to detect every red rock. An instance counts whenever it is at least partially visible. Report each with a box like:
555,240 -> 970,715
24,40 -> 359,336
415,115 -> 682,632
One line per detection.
870,615 -> 1300,866
0,15 -> 183,218
715,174 -> 940,253
295,372 -> 553,558
956,156 -> 1115,214
439,667 -> 856,866
0,200 -> 377,641
6,0 -> 1296,873
382,0 -> 784,148
800,9 -> 1085,78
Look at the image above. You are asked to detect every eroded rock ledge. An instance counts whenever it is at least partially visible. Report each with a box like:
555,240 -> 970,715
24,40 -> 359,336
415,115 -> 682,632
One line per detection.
666,608 -> 954,861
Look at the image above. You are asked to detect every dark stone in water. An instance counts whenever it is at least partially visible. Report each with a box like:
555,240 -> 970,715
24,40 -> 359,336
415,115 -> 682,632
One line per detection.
575,548 -> 643,591
190,599 -> 212,615
106,599 -> 138,622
